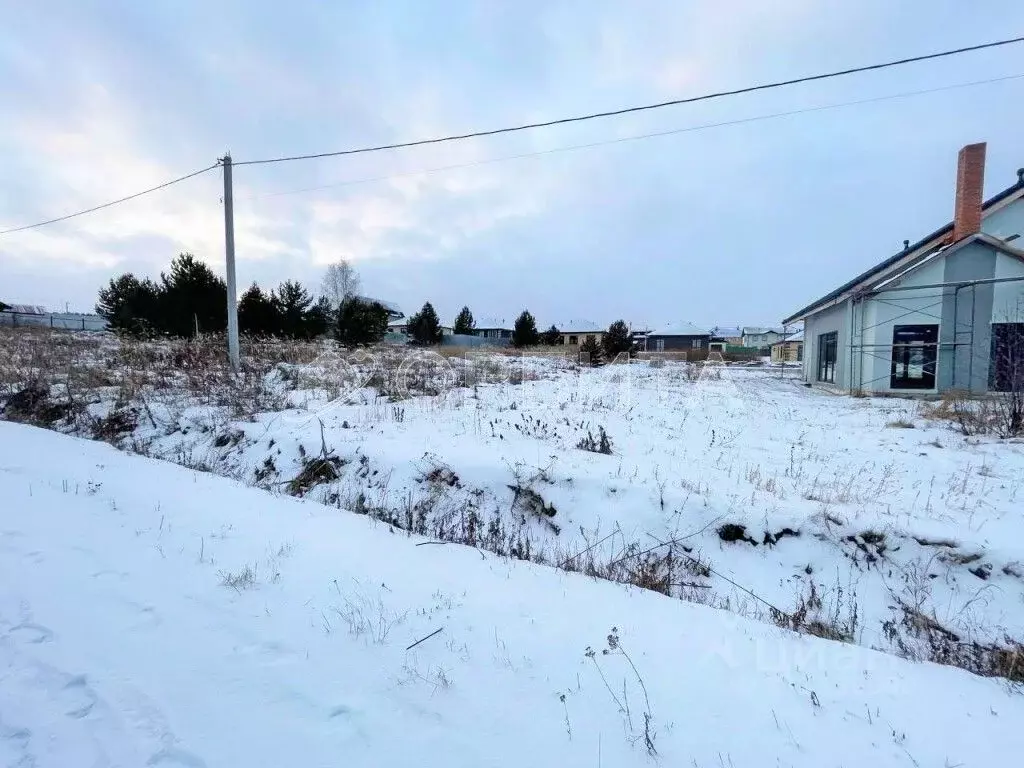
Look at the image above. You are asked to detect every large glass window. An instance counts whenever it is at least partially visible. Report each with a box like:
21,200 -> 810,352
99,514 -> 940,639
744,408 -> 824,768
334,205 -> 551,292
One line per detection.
890,324 -> 938,389
817,332 -> 837,382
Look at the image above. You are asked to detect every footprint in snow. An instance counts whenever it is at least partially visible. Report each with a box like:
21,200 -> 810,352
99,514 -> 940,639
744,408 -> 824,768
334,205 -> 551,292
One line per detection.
62,674 -> 98,719
9,622 -> 53,644
147,746 -> 208,767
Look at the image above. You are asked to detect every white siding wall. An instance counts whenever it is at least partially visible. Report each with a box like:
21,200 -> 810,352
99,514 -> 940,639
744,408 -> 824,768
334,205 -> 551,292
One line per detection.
992,252 -> 1024,322
858,258 -> 946,393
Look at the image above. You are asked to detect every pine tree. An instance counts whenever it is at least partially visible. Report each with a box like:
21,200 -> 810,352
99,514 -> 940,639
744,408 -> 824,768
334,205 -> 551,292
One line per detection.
511,310 -> 539,348
579,335 -> 603,367
272,280 -> 314,339
159,253 -> 227,337
96,273 -> 161,336
336,297 -> 389,347
408,302 -> 443,346
602,319 -> 633,359
305,296 -> 334,339
540,325 -> 561,346
238,283 -> 279,337
453,306 -> 475,335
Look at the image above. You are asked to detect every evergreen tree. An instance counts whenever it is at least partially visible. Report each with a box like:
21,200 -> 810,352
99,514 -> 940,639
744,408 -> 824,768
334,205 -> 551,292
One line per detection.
305,296 -> 334,339
540,324 -> 561,346
272,280 -> 314,339
579,335 -> 603,367
238,283 -> 279,337
453,306 -> 475,335
407,302 -> 443,346
511,310 -> 539,348
96,273 -> 161,337
602,319 -> 633,359
336,296 -> 389,347
159,253 -> 226,337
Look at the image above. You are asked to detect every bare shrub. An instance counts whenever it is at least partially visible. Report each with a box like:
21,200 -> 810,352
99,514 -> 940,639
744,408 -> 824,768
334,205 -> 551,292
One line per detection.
576,425 -> 613,454
219,564 -> 257,590
771,581 -> 859,643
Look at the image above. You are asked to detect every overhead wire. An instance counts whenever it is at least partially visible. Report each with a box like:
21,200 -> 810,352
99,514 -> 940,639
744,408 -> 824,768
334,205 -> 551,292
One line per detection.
3,35 -> 1022,235
243,72 -> 1024,201
232,35 -> 1024,167
0,163 -> 220,236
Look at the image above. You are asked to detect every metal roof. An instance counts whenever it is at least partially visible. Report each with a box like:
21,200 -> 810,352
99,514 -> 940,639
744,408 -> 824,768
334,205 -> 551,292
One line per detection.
647,322 -> 711,337
782,178 -> 1024,325
2,304 -> 47,315
553,319 -> 603,333
355,296 -> 403,316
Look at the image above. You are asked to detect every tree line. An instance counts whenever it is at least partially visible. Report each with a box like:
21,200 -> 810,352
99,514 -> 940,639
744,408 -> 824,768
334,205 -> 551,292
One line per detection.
96,253 -> 334,340
96,254 -> 635,360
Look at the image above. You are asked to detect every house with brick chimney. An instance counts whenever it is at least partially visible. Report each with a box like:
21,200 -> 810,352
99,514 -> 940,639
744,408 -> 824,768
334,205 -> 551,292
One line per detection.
783,143 -> 1024,395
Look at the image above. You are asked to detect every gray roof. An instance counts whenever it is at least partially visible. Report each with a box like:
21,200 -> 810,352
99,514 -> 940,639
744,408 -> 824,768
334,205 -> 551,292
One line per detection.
742,326 -> 785,336
555,319 -> 604,333
647,322 -> 711,337
475,316 -> 512,330
710,326 -> 742,338
772,330 -> 804,344
355,296 -> 403,316
782,178 -> 1024,325
2,304 -> 46,315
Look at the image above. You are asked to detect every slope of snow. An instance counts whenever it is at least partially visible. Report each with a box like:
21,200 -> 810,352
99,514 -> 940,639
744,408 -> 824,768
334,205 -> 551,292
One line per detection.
1,422 -> 1021,767
104,360 -> 1024,658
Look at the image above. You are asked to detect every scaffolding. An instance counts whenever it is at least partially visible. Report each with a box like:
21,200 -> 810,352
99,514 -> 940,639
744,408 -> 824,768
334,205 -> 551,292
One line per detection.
845,274 -> 1024,394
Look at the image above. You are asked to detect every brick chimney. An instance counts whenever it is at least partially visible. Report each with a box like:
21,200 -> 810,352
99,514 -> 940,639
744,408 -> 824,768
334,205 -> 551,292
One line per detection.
952,142 -> 986,241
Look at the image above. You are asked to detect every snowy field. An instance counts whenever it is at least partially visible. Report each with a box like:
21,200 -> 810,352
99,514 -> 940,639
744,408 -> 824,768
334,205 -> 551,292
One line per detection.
2,332 -> 1023,686
2,422 -> 1023,767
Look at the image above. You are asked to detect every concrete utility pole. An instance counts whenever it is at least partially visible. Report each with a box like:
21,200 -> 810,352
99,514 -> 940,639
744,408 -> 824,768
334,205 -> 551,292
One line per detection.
221,153 -> 240,371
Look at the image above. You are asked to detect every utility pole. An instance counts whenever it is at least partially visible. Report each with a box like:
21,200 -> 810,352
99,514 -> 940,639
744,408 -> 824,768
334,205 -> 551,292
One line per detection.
222,153 -> 240,371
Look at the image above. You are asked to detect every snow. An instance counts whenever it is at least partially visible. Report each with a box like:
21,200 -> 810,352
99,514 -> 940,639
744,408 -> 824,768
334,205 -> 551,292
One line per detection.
96,359 -> 1024,662
2,421 -> 1022,767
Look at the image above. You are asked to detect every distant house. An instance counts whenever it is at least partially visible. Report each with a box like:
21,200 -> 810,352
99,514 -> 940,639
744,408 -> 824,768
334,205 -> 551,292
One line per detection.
644,323 -> 711,352
741,327 -> 786,348
709,326 -> 743,345
355,296 -> 403,321
473,317 -> 513,341
770,331 -> 804,363
782,142 -> 1024,395
387,320 -> 453,337
555,320 -> 604,347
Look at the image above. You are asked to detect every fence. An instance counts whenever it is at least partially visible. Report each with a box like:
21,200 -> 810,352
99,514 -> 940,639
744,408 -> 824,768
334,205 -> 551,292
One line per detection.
441,333 -> 511,348
0,311 -> 108,332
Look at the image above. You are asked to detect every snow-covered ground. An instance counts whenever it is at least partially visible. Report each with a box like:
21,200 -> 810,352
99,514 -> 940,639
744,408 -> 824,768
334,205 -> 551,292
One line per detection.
2,421 -> 1022,767
89,354 -> 1024,660
2,335 -> 1023,673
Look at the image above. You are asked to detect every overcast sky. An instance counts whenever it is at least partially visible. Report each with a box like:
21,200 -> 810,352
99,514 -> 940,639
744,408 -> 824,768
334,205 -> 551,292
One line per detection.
2,1 -> 1023,329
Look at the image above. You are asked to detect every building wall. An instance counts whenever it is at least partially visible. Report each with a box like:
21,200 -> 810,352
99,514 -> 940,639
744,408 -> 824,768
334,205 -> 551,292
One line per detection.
561,331 -> 602,346
802,300 -> 849,388
645,335 -> 709,351
798,196 -> 1024,395
845,239 -> 1023,394
771,342 -> 802,362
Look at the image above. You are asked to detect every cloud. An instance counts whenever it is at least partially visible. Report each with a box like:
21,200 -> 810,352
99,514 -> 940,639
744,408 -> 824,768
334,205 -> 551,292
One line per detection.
3,0 -> 1024,325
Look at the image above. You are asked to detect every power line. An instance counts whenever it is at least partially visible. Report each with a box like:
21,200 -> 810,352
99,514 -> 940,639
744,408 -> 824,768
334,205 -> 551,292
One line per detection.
234,35 -> 1024,167
244,72 -> 1024,201
0,163 -> 220,236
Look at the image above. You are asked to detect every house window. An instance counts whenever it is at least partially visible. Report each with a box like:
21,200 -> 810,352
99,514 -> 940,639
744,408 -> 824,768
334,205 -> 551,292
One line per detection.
569,335 -> 578,345
817,332 -> 838,383
691,338 -> 701,349
990,323 -> 1024,392
655,339 -> 665,352
890,324 -> 938,389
